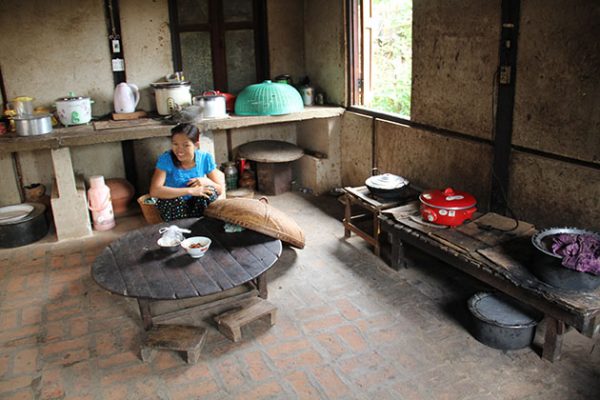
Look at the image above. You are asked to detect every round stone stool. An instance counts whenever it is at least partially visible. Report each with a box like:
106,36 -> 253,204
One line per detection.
237,140 -> 304,195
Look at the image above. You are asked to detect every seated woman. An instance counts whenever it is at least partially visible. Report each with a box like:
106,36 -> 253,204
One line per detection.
149,123 -> 223,222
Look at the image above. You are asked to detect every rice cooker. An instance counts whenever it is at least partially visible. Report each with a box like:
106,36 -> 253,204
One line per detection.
419,187 -> 477,226
55,93 -> 93,126
151,81 -> 192,115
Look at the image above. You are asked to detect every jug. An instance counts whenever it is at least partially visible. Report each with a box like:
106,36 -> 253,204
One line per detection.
113,82 -> 140,113
87,175 -> 116,231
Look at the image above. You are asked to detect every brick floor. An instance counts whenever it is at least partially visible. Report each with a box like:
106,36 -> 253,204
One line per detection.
0,192 -> 599,399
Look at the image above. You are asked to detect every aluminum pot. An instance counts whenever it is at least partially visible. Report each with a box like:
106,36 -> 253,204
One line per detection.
530,227 -> 600,291
419,187 -> 477,226
365,173 -> 409,200
193,90 -> 227,119
468,292 -> 542,351
13,114 -> 53,136
55,94 -> 93,126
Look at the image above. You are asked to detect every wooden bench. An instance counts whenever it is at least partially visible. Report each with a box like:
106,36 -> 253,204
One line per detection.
378,205 -> 600,362
214,297 -> 278,342
140,324 -> 207,364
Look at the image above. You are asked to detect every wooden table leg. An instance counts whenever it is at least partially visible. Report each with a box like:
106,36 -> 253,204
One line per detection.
391,236 -> 408,270
137,299 -> 153,331
542,316 -> 566,362
373,212 -> 381,257
257,273 -> 268,299
344,194 -> 352,238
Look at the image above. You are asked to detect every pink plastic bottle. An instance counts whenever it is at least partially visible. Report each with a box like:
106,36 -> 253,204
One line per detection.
88,175 -> 116,231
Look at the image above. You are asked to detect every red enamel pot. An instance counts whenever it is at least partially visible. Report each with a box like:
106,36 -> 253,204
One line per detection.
419,187 -> 477,227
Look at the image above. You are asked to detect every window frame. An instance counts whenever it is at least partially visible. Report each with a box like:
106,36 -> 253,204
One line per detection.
346,0 -> 413,122
168,0 -> 269,93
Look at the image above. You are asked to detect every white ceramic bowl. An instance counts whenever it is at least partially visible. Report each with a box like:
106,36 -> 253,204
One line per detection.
157,237 -> 180,253
180,236 -> 212,258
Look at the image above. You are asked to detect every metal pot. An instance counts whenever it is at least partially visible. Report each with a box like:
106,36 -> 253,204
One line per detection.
419,187 -> 477,226
192,90 -> 227,119
55,94 -> 93,126
530,227 -> 600,291
151,81 -> 192,115
468,292 -> 542,351
13,114 -> 53,136
365,173 -> 409,200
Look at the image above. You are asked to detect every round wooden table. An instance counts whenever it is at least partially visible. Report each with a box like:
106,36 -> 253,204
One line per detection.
92,217 -> 282,329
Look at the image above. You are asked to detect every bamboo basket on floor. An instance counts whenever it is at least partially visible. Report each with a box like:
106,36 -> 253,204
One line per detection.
137,194 -> 164,224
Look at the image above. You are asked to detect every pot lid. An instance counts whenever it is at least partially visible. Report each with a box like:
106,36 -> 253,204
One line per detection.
13,113 -> 52,120
151,81 -> 191,88
365,173 -> 409,190
419,187 -> 476,210
468,292 -> 540,328
56,92 -> 90,102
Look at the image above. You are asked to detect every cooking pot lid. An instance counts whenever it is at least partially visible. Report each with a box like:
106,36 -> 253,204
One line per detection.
365,173 -> 409,190
0,203 -> 34,224
56,95 -> 90,102
13,113 -> 52,120
468,292 -> 540,328
151,81 -> 191,88
419,187 -> 476,210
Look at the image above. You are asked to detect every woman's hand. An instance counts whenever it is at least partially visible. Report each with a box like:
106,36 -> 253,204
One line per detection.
187,177 -> 213,188
187,178 -> 215,198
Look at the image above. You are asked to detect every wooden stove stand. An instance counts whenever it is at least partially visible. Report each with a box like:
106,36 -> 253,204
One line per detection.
342,186 -> 404,256
379,213 -> 600,362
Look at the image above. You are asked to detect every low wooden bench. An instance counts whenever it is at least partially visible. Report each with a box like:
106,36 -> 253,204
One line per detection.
214,297 -> 278,342
378,205 -> 600,362
140,324 -> 208,364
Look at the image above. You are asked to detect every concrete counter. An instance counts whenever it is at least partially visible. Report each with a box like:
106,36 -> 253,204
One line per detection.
0,106 -> 344,153
0,106 -> 344,242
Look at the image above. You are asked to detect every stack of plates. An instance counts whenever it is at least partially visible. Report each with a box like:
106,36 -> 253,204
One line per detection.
0,204 -> 34,224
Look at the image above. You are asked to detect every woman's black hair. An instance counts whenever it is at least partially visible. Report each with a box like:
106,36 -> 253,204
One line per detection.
169,123 -> 200,167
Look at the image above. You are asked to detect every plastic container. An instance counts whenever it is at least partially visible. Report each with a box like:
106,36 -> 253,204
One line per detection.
223,162 -> 238,190
87,176 -> 115,231
234,80 -> 304,116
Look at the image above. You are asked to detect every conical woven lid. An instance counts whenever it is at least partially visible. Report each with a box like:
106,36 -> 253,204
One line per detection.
234,80 -> 304,116
204,198 -> 305,248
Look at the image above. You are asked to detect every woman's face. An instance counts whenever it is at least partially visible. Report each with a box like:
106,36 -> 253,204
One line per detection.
171,133 -> 197,164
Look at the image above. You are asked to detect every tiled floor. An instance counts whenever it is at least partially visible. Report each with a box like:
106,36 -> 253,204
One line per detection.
0,192 -> 598,400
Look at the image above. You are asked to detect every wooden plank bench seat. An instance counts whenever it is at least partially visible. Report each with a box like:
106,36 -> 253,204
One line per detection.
214,297 -> 278,342
378,207 -> 600,362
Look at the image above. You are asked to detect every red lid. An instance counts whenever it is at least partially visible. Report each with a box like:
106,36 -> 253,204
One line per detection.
419,187 -> 477,210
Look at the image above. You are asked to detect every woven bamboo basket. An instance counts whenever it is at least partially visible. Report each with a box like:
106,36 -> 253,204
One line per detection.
137,194 -> 163,224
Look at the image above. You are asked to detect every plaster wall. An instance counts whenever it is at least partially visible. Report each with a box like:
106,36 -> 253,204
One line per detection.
267,0 -> 306,81
411,0 -> 500,139
304,0 -> 346,106
119,0 -> 173,113
513,1 -> 600,163
509,152 -> 600,230
341,111 -> 373,186
375,120 -> 493,211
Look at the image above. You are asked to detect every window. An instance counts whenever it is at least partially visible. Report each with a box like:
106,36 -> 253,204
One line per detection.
349,0 -> 412,118
169,0 -> 269,95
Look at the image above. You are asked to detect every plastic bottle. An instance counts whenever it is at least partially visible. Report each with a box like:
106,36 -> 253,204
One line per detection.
87,175 -> 115,231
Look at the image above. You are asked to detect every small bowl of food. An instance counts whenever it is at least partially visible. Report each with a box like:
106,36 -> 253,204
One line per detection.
180,236 -> 212,258
157,237 -> 181,253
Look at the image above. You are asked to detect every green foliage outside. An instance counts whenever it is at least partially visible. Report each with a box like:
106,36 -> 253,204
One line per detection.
368,0 -> 412,118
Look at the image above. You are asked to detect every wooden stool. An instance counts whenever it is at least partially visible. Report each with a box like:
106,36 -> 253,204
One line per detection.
237,140 -> 304,195
214,297 -> 277,342
140,324 -> 207,364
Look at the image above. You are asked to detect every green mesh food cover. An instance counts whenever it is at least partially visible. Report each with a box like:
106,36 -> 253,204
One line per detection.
234,80 -> 304,116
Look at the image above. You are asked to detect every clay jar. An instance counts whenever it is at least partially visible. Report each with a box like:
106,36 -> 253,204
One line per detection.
238,169 -> 256,190
24,183 -> 51,210
105,178 -> 135,216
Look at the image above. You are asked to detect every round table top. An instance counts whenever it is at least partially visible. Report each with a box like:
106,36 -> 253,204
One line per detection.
237,140 -> 304,163
92,217 -> 282,300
